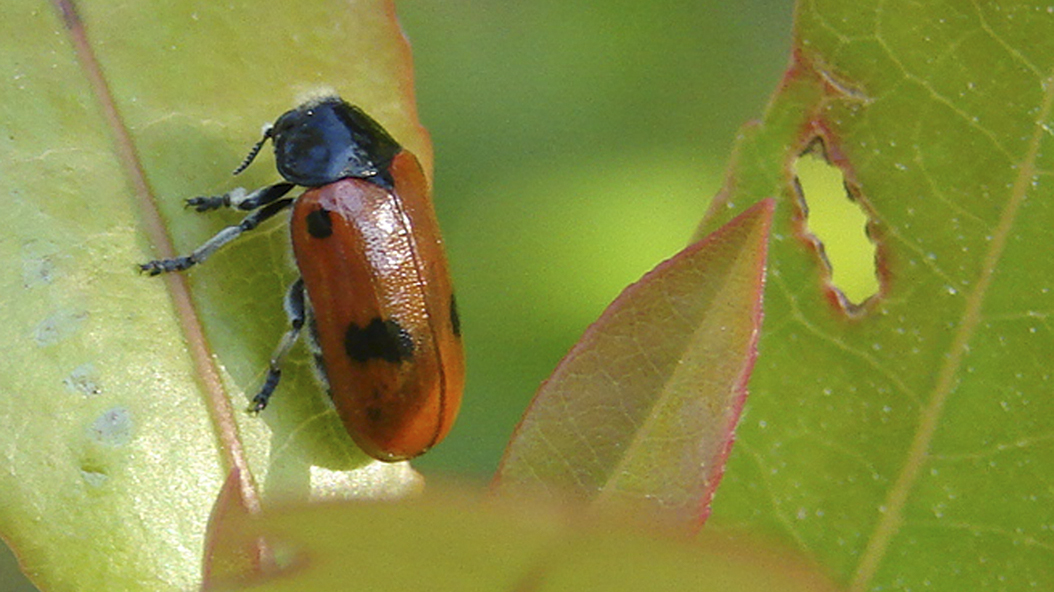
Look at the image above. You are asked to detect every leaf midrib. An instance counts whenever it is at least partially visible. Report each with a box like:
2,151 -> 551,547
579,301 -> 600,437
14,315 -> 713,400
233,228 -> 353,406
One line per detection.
55,0 -> 258,509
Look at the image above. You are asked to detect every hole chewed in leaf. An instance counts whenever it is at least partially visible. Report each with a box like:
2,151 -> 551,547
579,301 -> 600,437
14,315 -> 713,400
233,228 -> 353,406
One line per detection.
792,137 -> 879,312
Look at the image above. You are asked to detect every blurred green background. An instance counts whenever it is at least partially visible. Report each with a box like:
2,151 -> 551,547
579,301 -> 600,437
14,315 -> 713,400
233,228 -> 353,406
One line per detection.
2,1 -> 801,589
398,0 -> 797,478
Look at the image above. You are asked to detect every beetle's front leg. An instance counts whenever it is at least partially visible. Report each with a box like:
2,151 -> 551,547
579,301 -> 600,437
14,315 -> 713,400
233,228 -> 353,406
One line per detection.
186,182 -> 295,212
139,197 -> 295,275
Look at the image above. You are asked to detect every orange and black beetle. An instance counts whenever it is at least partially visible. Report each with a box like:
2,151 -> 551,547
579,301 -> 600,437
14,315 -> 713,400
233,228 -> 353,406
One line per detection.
142,95 -> 464,462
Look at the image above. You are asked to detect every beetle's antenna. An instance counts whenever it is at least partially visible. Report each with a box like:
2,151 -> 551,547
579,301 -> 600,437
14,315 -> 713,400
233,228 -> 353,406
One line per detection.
232,124 -> 274,176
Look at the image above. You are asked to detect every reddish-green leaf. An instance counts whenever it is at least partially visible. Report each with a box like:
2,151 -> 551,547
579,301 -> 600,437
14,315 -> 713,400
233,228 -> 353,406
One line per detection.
493,200 -> 772,531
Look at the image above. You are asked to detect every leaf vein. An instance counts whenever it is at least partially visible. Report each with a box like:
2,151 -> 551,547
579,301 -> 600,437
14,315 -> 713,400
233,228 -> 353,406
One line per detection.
848,71 -> 1054,592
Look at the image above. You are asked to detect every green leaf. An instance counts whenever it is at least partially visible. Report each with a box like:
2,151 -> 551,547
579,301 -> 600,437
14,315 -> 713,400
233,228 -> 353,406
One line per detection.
697,1 -> 1054,590
493,200 -> 772,531
0,1 -> 427,590
200,491 -> 840,592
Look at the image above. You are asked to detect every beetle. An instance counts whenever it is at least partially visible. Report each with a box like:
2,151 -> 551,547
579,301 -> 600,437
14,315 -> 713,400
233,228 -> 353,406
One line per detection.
141,95 -> 464,462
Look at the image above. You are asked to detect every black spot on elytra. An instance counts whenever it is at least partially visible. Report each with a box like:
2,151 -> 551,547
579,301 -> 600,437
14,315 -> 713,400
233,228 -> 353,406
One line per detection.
345,318 -> 414,363
306,207 -> 333,238
450,294 -> 461,337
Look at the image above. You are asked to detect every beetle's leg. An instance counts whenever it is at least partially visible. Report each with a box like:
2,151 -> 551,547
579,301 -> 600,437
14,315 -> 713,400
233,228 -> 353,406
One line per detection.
186,182 -> 295,212
139,197 -> 295,275
249,278 -> 306,414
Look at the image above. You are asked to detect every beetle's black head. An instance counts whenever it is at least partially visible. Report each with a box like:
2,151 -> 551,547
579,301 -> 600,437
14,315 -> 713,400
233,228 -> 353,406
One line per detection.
235,95 -> 402,189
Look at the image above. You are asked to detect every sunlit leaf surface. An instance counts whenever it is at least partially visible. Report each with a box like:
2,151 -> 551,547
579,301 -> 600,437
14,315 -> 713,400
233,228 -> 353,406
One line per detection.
0,1 -> 425,589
